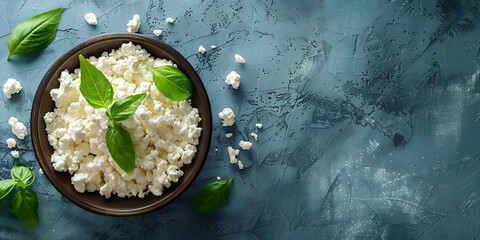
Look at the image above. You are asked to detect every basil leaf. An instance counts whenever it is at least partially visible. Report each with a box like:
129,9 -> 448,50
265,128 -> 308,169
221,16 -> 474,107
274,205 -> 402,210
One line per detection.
13,188 -> 39,228
191,178 -> 234,215
11,163 -> 35,188
7,8 -> 63,60
106,125 -> 136,175
109,93 -> 147,122
79,54 -> 114,109
151,65 -> 194,101
0,180 -> 17,200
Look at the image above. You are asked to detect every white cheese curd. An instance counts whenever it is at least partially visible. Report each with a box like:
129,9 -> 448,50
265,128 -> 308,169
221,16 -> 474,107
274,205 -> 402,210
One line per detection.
84,12 -> 98,25
210,45 -> 217,49
227,146 -> 239,164
165,17 -> 175,23
198,45 -> 206,54
225,133 -> 233,138
234,54 -> 245,64
11,150 -> 19,159
250,132 -> 258,141
6,138 -> 17,148
237,160 -> 244,170
3,78 -> 22,99
153,29 -> 162,36
127,14 -> 141,33
44,42 -> 202,199
256,123 -> 263,129
218,108 -> 235,126
225,71 -> 241,89
239,140 -> 252,150
216,176 -> 221,180
8,117 -> 28,139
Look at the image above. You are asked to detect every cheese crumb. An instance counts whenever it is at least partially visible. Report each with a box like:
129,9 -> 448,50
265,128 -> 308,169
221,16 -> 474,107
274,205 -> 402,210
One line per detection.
198,45 -> 206,54
153,29 -> 162,36
3,78 -> 22,99
165,17 -> 175,23
225,71 -> 241,89
227,146 -> 239,164
6,138 -> 17,148
216,176 -> 221,180
234,54 -> 246,64
256,123 -> 263,129
11,150 -> 19,159
218,108 -> 235,126
211,45 -> 217,49
226,133 -> 233,138
250,132 -> 258,141
84,12 -> 98,25
8,117 -> 28,139
39,168 -> 44,175
127,14 -> 141,33
239,140 -> 252,150
238,160 -> 244,170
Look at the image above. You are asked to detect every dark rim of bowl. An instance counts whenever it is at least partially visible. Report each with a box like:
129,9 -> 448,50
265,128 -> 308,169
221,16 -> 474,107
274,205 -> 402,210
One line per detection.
30,33 -> 212,216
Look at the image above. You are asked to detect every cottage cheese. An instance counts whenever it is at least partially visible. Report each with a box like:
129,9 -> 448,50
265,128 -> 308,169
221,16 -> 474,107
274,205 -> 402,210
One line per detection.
6,138 -> 16,148
227,146 -> 239,164
225,71 -> 241,89
210,45 -> 217,49
250,132 -> 258,141
256,123 -> 263,129
165,17 -> 175,23
8,117 -> 28,139
153,29 -> 162,36
127,14 -> 141,33
3,78 -> 22,99
234,54 -> 245,64
239,140 -> 252,150
84,12 -> 98,25
198,45 -> 206,54
11,150 -> 19,158
218,108 -> 235,126
225,133 -> 233,138
237,160 -> 244,170
44,42 -> 202,199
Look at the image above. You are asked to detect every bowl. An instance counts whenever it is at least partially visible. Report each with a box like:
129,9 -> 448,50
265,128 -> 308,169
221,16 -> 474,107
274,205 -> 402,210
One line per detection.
30,34 -> 212,216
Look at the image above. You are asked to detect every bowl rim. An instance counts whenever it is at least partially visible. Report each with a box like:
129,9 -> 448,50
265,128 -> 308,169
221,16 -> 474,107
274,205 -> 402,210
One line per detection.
30,33 -> 212,216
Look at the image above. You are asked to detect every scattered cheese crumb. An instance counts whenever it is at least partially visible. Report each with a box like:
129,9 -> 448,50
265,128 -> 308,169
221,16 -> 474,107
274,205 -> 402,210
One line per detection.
84,12 -> 98,25
226,133 -> 233,138
218,108 -> 235,126
238,160 -> 244,170
225,71 -> 241,89
211,45 -> 217,49
153,29 -> 162,36
198,45 -> 206,54
3,78 -> 22,99
256,123 -> 263,129
215,148 -> 218,152
39,168 -> 44,175
227,146 -> 239,164
216,176 -> 221,180
6,138 -> 17,148
8,117 -> 28,139
234,54 -> 246,64
239,140 -> 252,150
250,132 -> 258,141
165,17 -> 175,23
11,150 -> 19,159
127,14 -> 141,33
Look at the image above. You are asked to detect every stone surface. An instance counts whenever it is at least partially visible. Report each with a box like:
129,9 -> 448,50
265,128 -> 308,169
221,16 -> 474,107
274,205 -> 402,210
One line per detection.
1,0 -> 480,239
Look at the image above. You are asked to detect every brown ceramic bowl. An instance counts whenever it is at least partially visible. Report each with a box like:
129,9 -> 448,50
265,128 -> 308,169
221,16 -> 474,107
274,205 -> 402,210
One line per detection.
30,34 -> 212,216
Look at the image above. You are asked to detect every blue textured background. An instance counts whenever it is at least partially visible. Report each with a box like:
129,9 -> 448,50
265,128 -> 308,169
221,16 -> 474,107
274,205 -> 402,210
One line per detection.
1,0 -> 480,239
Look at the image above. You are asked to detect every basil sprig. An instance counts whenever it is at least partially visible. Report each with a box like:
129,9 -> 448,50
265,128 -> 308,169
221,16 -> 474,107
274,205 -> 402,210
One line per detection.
79,55 -> 146,175
0,164 -> 39,228
191,178 -> 234,215
151,65 -> 194,101
7,8 -> 63,60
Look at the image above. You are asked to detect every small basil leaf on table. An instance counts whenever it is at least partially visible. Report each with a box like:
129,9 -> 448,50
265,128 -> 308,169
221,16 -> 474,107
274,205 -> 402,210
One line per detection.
109,93 -> 147,122
151,65 -> 194,101
79,54 -> 114,109
12,188 -> 39,228
7,8 -> 63,60
191,178 -> 234,215
0,180 -> 17,200
11,163 -> 35,188
106,125 -> 136,175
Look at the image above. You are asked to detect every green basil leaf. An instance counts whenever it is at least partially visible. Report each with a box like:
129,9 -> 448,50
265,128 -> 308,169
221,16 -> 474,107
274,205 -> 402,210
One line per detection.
106,125 -> 136,175
79,54 -> 114,109
13,188 -> 39,228
0,180 -> 17,200
151,65 -> 194,101
11,163 -> 35,188
109,93 -> 147,122
7,8 -> 63,60
191,178 -> 233,215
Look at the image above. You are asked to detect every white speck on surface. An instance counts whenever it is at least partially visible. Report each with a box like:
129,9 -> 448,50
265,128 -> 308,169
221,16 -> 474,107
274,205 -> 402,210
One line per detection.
234,54 -> 246,64
3,78 -> 22,99
153,29 -> 162,36
127,14 -> 141,33
211,45 -> 216,49
84,12 -> 98,25
216,176 -> 221,180
226,133 -> 233,138
225,71 -> 241,89
198,45 -> 206,54
6,138 -> 16,148
11,150 -> 19,159
8,117 -> 28,139
39,168 -> 44,175
165,17 -> 175,23
218,108 -> 235,126
238,160 -> 244,170
227,146 -> 239,164
250,132 -> 258,141
215,148 -> 218,152
239,140 -> 252,150
255,123 -> 263,129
